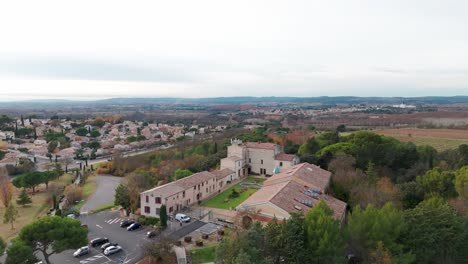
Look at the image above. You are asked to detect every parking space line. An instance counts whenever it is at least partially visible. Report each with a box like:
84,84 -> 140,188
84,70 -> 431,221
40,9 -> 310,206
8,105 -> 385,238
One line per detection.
96,224 -> 103,229
79,254 -> 105,264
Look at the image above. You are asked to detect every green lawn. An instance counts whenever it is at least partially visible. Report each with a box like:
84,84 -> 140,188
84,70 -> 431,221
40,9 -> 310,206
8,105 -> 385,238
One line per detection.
201,177 -> 265,210
190,246 -> 216,264
242,177 -> 266,184
82,175 -> 97,197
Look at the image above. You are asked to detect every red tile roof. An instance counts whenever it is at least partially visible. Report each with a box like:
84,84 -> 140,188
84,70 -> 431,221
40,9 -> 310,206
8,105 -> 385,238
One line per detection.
211,168 -> 235,180
142,171 -> 216,197
275,153 -> 297,161
238,162 -> 346,221
244,142 -> 277,150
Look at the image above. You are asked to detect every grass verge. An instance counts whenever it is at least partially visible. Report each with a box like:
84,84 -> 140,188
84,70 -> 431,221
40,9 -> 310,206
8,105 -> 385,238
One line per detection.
82,175 -> 97,197
190,246 -> 217,264
91,202 -> 116,213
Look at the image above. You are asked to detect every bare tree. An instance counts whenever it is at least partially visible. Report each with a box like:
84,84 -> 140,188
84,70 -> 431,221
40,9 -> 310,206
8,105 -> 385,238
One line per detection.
143,234 -> 175,263
61,155 -> 73,174
125,173 -> 152,213
63,185 -> 83,207
0,166 -> 13,208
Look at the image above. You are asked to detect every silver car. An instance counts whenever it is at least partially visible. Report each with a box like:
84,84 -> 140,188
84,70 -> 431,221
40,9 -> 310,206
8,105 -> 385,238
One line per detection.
73,246 -> 90,257
104,245 -> 122,256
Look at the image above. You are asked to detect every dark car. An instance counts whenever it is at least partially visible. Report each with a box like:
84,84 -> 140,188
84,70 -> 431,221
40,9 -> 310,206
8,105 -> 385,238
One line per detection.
120,220 -> 135,228
147,231 -> 157,238
90,237 -> 109,247
127,222 -> 141,231
101,242 -> 118,252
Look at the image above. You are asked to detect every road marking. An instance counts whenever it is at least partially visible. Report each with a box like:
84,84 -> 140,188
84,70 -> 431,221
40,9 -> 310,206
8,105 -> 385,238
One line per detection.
110,218 -> 120,224
107,218 -> 121,224
96,224 -> 103,229
79,254 -> 105,264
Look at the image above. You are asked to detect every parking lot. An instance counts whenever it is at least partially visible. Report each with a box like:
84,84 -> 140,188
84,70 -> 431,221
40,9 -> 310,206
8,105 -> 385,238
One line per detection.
41,210 -> 207,264
48,210 -> 148,264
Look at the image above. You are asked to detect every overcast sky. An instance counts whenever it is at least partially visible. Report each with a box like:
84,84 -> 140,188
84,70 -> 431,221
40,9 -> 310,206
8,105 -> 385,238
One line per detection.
0,0 -> 467,100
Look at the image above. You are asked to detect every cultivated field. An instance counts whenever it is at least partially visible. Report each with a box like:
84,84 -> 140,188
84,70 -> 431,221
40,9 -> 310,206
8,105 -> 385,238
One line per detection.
374,128 -> 468,151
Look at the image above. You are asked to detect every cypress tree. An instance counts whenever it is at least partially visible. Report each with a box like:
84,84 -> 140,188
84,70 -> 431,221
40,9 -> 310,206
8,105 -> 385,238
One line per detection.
160,205 -> 168,228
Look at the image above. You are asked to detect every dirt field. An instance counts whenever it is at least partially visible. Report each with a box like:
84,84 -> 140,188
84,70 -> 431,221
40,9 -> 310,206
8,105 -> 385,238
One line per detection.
374,128 -> 468,151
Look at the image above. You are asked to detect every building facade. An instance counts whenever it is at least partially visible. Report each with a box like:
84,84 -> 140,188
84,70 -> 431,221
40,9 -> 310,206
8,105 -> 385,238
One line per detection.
140,169 -> 236,218
140,140 -> 299,219
221,139 -> 299,176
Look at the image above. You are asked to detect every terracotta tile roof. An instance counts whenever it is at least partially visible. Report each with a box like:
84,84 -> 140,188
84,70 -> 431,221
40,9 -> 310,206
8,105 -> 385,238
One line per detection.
177,171 -> 216,189
244,142 -> 277,150
141,183 -> 185,198
211,168 -> 235,180
274,153 -> 297,161
142,171 -> 216,197
238,162 -> 346,220
227,156 -> 242,161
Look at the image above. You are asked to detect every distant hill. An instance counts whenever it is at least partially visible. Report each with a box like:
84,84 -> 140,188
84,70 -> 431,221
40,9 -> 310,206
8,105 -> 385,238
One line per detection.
94,96 -> 468,105
2,96 -> 468,107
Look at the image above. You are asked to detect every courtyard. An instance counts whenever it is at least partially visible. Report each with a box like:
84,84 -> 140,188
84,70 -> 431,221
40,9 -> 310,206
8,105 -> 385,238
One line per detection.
200,177 -> 265,210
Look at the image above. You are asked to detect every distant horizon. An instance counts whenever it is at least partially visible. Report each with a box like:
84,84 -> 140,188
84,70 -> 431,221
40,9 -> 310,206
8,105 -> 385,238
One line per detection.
1,94 -> 468,103
1,1 -> 468,100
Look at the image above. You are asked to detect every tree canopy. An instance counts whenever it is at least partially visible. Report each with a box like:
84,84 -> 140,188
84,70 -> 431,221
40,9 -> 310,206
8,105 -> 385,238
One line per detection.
17,216 -> 88,264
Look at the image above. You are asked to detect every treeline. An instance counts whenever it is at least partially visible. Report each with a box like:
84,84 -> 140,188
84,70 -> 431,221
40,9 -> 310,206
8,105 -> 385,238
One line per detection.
218,198 -> 467,264
102,139 -> 229,183
293,130 -> 468,210
219,129 -> 468,263
12,170 -> 61,193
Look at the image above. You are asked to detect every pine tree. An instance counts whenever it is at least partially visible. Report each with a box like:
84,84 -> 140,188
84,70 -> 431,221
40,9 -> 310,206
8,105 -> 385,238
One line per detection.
3,202 -> 19,230
160,205 -> 167,227
17,189 -> 32,207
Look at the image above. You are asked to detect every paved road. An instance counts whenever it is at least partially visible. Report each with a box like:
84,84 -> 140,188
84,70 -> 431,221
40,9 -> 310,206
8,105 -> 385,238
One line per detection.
80,175 -> 122,214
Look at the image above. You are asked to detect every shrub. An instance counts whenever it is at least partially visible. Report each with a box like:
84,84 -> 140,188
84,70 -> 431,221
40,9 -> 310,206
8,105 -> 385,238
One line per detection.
229,189 -> 240,199
138,215 -> 160,226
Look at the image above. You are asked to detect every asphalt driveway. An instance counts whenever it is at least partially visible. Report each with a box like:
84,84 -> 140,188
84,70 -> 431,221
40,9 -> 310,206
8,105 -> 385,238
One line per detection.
80,175 -> 122,214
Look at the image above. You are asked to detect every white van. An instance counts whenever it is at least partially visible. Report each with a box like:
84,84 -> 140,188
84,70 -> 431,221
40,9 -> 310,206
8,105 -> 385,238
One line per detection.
175,213 -> 191,223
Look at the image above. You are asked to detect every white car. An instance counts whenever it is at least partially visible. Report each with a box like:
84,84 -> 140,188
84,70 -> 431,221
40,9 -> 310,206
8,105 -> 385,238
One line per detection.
104,245 -> 122,256
175,213 -> 191,223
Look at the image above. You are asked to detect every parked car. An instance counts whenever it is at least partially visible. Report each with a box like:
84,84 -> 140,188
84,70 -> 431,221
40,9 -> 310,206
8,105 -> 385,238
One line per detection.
101,242 -> 118,251
175,213 -> 191,223
73,246 -> 90,257
127,222 -> 141,231
90,237 -> 109,247
120,220 -> 135,228
81,224 -> 88,228
147,230 -> 157,238
104,245 -> 122,256
67,214 -> 76,219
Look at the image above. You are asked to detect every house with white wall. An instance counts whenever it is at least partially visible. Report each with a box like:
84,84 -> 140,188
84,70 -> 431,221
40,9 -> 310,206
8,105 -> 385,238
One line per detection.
220,139 -> 299,176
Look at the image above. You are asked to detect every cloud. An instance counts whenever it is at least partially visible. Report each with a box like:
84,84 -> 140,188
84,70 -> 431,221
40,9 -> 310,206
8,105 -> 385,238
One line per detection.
0,56 -> 196,83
